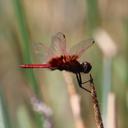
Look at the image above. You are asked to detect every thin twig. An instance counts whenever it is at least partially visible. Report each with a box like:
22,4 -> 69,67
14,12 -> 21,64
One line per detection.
89,74 -> 104,128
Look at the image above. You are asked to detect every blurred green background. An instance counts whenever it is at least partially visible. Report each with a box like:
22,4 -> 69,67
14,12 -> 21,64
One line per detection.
0,0 -> 128,128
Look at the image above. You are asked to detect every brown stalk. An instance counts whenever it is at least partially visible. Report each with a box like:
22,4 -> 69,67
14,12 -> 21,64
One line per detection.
63,71 -> 86,128
89,74 -> 104,128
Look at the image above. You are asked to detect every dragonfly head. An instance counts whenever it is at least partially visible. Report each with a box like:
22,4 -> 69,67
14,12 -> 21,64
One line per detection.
81,62 -> 92,73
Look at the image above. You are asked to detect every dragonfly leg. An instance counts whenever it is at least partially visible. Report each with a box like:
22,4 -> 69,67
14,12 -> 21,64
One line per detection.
76,73 -> 91,93
81,74 -> 93,84
89,74 -> 94,84
81,79 -> 91,84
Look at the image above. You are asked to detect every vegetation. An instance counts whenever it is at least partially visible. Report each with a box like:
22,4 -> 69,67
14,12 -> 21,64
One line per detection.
0,0 -> 128,128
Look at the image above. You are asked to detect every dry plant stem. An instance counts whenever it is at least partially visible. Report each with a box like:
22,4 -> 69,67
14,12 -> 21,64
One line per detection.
90,75 -> 104,128
63,71 -> 86,128
107,92 -> 117,128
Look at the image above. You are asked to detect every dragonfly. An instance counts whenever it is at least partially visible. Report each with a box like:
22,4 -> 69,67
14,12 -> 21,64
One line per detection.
20,32 -> 95,93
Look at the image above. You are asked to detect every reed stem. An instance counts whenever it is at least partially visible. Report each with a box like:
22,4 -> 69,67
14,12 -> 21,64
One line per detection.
89,74 -> 104,128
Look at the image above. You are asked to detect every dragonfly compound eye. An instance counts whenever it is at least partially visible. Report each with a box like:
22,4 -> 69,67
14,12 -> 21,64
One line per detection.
82,62 -> 92,73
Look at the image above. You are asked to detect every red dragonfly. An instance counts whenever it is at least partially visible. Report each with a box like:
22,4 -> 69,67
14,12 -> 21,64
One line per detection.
20,32 -> 95,93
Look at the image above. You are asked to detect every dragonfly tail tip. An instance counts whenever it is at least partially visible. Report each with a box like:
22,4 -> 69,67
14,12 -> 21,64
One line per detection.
19,65 -> 25,68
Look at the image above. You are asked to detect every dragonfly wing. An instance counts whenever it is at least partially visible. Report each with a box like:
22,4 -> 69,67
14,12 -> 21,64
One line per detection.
32,42 -> 54,63
50,32 -> 67,56
69,38 -> 95,58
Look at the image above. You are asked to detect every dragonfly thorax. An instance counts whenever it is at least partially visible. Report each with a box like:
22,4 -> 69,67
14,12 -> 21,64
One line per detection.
48,55 -> 92,73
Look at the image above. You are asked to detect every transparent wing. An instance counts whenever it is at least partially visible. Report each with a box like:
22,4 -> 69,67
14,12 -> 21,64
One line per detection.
50,32 -> 67,56
69,38 -> 95,58
32,42 -> 54,63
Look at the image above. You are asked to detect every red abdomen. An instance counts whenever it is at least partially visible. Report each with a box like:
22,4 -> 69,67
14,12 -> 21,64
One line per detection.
20,64 -> 51,68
